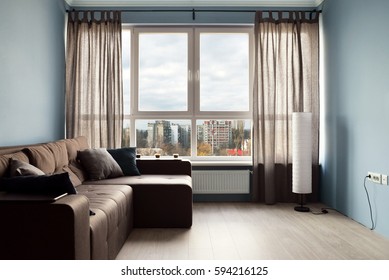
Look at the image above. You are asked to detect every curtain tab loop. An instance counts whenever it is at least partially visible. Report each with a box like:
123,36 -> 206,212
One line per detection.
301,11 -> 306,20
255,11 -> 262,23
312,11 -> 320,22
100,11 -> 105,24
88,11 -> 94,27
71,10 -> 78,23
75,10 -> 79,23
115,11 -> 121,23
288,11 -> 293,21
82,11 -> 88,23
68,10 -> 74,22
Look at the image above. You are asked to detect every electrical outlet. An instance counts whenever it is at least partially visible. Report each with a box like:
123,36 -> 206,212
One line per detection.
382,174 -> 388,185
368,172 -> 381,184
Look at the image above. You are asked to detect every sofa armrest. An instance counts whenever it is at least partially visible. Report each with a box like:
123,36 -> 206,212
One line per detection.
0,194 -> 90,260
136,159 -> 192,176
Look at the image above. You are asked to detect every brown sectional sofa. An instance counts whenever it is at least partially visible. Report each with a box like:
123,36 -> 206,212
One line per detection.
0,136 -> 192,260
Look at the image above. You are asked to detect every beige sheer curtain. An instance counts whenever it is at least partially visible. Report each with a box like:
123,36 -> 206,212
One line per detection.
66,11 -> 123,149
252,11 -> 320,204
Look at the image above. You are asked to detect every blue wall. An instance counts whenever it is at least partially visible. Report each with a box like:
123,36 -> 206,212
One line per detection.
0,0 -> 66,146
321,0 -> 389,238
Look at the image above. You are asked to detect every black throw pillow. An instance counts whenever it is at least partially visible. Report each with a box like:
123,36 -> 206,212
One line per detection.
107,147 -> 141,176
0,172 -> 77,196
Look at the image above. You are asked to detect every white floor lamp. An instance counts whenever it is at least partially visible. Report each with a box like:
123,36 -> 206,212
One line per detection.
292,112 -> 312,212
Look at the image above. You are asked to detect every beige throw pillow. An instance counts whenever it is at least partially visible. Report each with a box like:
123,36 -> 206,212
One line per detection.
9,159 -> 45,177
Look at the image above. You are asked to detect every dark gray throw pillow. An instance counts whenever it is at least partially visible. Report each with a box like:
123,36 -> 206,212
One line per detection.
0,172 -> 77,196
107,147 -> 141,176
77,148 -> 124,180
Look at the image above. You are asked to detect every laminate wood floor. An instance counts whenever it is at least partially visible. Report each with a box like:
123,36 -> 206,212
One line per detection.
116,202 -> 389,260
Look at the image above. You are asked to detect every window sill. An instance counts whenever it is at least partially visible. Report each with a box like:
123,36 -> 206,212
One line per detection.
190,160 -> 252,167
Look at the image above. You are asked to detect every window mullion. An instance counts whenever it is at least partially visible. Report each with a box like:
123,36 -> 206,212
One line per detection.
130,27 -> 136,147
192,27 -> 199,157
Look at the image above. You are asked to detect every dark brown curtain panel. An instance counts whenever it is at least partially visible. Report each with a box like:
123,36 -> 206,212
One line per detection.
252,11 -> 320,204
66,11 -> 123,148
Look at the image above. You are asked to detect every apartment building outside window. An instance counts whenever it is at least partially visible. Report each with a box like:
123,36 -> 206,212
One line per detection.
122,26 -> 253,161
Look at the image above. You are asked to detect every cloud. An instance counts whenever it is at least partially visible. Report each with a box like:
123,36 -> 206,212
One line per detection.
138,33 -> 188,111
199,33 -> 249,111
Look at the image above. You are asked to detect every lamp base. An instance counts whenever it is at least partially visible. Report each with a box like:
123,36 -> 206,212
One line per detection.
294,206 -> 310,212
294,193 -> 310,212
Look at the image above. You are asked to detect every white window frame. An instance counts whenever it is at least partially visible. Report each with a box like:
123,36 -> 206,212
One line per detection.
123,25 -> 254,163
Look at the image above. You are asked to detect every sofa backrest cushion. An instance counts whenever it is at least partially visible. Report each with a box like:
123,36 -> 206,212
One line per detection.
0,152 -> 30,178
20,140 -> 86,187
62,136 -> 90,184
46,141 -> 69,172
63,136 -> 89,162
0,137 -> 90,188
23,146 -> 54,174
63,166 -> 83,187
23,141 -> 69,175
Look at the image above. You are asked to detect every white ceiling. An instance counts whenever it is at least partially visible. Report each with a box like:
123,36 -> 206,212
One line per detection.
65,0 -> 324,8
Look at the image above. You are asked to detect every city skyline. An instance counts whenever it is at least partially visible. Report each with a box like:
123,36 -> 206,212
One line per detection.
132,119 -> 251,157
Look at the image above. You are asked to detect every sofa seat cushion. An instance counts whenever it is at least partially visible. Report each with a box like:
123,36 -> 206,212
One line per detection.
77,185 -> 130,231
83,174 -> 192,187
76,184 -> 133,259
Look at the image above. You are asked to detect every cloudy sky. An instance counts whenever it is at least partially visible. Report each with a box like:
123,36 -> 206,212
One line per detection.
139,33 -> 188,111
122,30 -> 250,113
199,33 -> 249,111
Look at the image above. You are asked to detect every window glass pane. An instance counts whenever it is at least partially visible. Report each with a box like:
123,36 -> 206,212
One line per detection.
138,33 -> 188,111
136,120 -> 191,156
196,120 -> 251,156
200,33 -> 250,111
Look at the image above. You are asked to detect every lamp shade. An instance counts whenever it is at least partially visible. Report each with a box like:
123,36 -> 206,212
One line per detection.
292,112 -> 312,194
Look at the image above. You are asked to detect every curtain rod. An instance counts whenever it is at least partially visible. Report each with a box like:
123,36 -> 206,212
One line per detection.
66,8 -> 322,13
66,8 -> 322,21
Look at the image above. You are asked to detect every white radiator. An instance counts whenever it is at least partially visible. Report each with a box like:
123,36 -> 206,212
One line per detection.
192,170 -> 251,194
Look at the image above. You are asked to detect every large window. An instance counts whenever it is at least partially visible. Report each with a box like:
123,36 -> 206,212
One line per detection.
122,26 -> 253,161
